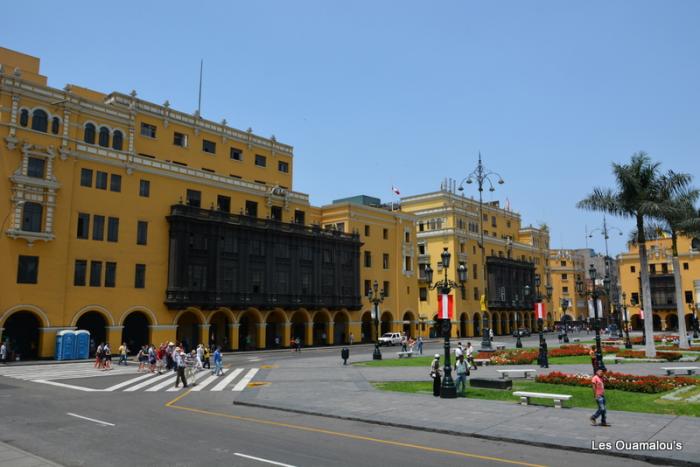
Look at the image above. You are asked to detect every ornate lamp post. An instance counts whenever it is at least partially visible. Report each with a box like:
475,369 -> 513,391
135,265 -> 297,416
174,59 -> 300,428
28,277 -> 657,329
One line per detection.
424,248 -> 467,399
577,265 -> 606,372
513,294 -> 522,349
458,154 -> 504,351
534,274 -> 544,343
560,298 -> 570,343
621,292 -> 633,349
367,280 -> 384,360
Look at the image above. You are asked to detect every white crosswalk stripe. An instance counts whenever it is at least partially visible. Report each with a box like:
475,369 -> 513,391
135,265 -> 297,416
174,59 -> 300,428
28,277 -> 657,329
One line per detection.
0,362 -> 261,393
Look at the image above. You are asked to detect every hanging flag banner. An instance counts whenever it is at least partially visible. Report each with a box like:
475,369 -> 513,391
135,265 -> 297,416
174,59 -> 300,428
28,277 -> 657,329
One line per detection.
438,293 -> 454,320
640,309 -> 645,320
535,302 -> 546,320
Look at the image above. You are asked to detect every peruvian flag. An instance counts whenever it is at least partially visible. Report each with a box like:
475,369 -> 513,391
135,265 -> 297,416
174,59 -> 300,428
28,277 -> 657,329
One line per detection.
640,309 -> 645,320
535,302 -> 546,320
438,293 -> 454,320
391,185 -> 401,195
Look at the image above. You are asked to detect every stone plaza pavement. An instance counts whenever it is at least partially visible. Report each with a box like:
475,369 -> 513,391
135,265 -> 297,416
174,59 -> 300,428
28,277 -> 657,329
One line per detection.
235,351 -> 700,466
0,441 -> 61,467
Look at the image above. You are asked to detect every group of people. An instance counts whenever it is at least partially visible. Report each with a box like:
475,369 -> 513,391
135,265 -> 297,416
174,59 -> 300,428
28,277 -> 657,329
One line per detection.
430,342 -> 478,397
400,336 -> 424,354
93,343 -> 113,370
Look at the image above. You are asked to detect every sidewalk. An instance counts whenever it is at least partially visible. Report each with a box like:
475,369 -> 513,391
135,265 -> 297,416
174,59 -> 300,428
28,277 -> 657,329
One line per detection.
235,352 -> 700,466
0,441 -> 62,466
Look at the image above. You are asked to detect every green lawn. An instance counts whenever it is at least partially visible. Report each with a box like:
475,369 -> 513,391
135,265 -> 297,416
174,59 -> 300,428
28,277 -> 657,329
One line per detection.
354,356 -> 435,367
373,380 -> 700,417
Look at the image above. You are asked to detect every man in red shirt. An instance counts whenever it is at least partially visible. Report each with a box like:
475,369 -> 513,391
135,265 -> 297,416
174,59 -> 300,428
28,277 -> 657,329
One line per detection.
590,369 -> 610,426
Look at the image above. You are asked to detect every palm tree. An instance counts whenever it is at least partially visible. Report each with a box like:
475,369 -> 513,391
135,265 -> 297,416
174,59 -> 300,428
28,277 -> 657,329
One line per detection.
577,152 -> 691,357
650,181 -> 700,349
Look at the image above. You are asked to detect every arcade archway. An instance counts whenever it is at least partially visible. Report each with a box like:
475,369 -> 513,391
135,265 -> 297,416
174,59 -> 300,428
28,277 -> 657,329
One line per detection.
76,311 -> 107,356
2,311 -> 40,359
122,311 -> 150,355
361,311 -> 373,342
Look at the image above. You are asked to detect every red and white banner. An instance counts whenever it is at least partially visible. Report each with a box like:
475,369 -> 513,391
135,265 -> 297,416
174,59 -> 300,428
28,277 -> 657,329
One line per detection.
438,294 -> 453,320
640,309 -> 645,320
535,302 -> 546,320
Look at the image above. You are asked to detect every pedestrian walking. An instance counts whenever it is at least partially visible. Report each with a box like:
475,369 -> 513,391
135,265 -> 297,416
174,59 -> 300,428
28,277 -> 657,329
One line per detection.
590,369 -> 609,426
538,338 -> 549,368
466,342 -> 477,370
417,337 -> 424,355
430,354 -> 442,397
213,346 -> 223,376
94,343 -> 103,369
175,350 -> 188,388
137,346 -> 146,373
349,333 -> 355,345
489,328 -> 494,342
454,354 -> 469,396
103,343 -> 112,370
455,342 -> 464,359
118,343 -> 128,366
196,344 -> 204,370
148,345 -> 157,373
589,347 -> 599,373
203,345 -> 211,369
0,342 -> 7,364
295,337 -> 301,352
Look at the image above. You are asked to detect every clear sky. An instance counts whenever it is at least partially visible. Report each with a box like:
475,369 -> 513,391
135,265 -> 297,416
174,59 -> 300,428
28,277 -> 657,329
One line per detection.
4,1 -> 699,256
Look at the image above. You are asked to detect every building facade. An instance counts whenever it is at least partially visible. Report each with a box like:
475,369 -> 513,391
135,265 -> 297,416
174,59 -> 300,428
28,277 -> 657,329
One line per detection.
400,184 -> 550,339
0,48 -> 417,358
548,249 -> 588,324
617,235 -> 700,332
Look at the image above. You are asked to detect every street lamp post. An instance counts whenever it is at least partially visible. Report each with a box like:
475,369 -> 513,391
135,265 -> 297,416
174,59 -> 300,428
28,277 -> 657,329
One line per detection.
689,303 -> 698,339
458,154 -> 504,351
424,248 -> 467,399
560,298 -> 570,343
367,280 -> 384,360
534,274 -> 543,343
578,265 -> 606,372
621,292 -> 632,349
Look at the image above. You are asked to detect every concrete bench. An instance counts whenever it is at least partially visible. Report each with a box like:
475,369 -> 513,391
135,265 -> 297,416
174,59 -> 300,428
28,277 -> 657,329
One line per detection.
572,338 -> 580,343
474,358 -> 491,366
497,369 -> 536,379
496,345 -> 506,350
397,351 -> 413,359
513,391 -> 572,408
662,366 -> 699,376
602,340 -> 623,346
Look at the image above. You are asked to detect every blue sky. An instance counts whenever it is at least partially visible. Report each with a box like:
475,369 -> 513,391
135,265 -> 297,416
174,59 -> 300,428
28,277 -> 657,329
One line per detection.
4,1 -> 698,256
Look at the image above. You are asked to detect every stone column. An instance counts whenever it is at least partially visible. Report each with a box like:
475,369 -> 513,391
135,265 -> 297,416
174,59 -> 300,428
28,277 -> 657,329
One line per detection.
148,325 -> 177,346
327,322 -> 335,345
348,321 -> 362,344
228,323 -> 239,351
466,316 -> 474,338
282,322 -> 291,348
306,322 -> 314,346
256,323 -> 267,349
105,325 -> 124,347
198,324 -> 211,347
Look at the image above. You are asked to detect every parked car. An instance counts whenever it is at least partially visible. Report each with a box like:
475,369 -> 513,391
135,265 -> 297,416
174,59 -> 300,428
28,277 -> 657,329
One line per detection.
513,328 -> 531,337
378,332 -> 404,346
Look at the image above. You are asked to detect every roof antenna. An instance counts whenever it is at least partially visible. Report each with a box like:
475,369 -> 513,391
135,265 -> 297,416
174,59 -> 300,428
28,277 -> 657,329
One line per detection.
197,59 -> 203,116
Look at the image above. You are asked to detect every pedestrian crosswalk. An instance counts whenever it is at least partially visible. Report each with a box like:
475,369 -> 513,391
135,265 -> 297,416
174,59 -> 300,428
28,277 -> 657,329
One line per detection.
0,363 -> 261,393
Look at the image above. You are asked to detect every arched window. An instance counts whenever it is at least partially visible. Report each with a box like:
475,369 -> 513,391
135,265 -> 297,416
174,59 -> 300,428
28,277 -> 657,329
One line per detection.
98,126 -> 110,147
51,117 -> 60,135
31,109 -> 48,132
21,202 -> 43,232
84,123 -> 96,144
112,130 -> 124,150
19,109 -> 29,127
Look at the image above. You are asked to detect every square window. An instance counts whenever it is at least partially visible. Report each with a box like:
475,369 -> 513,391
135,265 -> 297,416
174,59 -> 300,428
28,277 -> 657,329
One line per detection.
187,189 -> 201,208
74,259 -> 87,286
405,256 -> 412,271
364,225 -> 370,236
255,155 -> 267,167
271,206 -> 282,221
89,261 -> 102,287
173,132 -> 188,147
278,161 -> 289,173
107,217 -> 119,242
202,139 -> 216,154
96,171 -> 108,190
383,253 -> 390,269
294,210 -> 305,225
685,291 -> 694,304
364,280 -> 371,297
105,262 -> 117,288
405,231 -> 410,243
139,179 -> 150,197
77,213 -> 90,239
364,251 -> 372,268
92,215 -> 105,241
419,288 -> 427,301
137,221 -> 148,245
135,264 -> 146,288
383,228 -> 388,239
631,265 -> 636,273
383,281 -> 390,297
245,200 -> 258,217
17,255 -> 38,284
217,195 -> 231,213
474,287 -> 480,300
27,157 -> 45,178
683,262 -> 689,270
80,168 -> 93,187
140,122 -> 157,138
230,148 -> 243,161
110,174 -> 121,192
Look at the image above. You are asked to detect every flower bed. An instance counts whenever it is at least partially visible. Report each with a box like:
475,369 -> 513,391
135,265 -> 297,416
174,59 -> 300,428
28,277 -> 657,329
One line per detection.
536,371 -> 699,393
475,344 -> 621,365
631,335 -> 673,344
616,350 -> 683,361
657,345 -> 700,351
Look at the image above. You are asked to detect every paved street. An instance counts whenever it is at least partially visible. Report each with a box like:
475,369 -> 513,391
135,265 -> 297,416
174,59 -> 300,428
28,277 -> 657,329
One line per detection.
0,335 -> 687,466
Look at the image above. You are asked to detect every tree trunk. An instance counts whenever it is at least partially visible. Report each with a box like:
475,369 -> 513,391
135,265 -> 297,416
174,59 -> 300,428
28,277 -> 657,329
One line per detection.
637,216 -> 656,357
672,233 -> 689,349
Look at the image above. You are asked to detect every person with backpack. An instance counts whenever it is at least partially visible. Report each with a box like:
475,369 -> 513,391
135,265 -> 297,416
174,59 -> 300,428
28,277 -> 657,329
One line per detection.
94,343 -> 103,369
103,343 -> 112,370
203,345 -> 211,369
212,346 -> 223,376
118,343 -> 128,366
174,350 -> 188,388
136,346 -> 146,373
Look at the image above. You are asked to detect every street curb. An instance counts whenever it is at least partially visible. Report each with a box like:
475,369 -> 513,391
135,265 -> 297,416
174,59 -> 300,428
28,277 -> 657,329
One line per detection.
232,400 -> 694,467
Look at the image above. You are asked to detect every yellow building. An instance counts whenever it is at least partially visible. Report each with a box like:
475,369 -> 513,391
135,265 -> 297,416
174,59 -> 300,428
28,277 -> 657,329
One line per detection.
617,235 -> 700,331
0,47 -> 416,358
400,184 -> 550,339
548,250 -> 588,323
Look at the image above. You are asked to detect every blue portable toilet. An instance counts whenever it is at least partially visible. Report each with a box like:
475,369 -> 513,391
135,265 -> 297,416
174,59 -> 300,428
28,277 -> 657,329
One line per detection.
74,330 -> 90,360
56,330 -> 76,361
